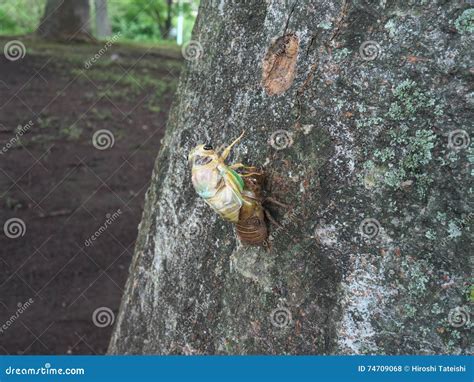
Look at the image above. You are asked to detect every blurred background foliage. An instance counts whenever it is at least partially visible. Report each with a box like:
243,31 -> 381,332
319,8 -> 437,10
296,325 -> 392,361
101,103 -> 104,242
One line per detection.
0,0 -> 199,44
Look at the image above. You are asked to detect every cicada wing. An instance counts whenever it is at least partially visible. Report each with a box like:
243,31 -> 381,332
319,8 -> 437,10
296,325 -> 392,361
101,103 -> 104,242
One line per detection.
205,185 -> 243,223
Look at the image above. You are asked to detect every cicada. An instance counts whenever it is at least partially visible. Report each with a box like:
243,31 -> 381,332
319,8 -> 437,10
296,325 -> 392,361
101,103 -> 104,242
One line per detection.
188,132 -> 286,246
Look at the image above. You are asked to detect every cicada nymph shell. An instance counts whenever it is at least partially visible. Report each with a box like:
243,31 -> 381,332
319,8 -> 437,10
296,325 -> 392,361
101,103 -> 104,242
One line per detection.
262,33 -> 299,96
235,175 -> 268,246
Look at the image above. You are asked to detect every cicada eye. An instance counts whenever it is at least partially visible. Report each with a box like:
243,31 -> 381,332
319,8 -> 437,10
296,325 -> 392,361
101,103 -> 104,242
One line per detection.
194,155 -> 212,166
203,144 -> 213,151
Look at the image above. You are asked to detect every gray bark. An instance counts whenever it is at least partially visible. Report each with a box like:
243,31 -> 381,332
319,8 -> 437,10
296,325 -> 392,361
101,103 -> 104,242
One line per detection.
94,0 -> 112,39
109,0 -> 473,355
37,0 -> 92,41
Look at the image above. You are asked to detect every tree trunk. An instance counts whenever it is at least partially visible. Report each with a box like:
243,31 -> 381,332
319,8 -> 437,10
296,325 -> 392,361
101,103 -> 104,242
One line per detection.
108,0 -> 472,355
94,0 -> 111,39
164,0 -> 173,39
37,0 -> 92,41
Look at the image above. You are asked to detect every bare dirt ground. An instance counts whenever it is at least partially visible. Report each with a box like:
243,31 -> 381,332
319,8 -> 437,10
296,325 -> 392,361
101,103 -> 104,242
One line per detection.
0,36 -> 182,354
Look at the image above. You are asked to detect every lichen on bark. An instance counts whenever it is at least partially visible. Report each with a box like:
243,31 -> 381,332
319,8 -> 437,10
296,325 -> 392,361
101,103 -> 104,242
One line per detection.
109,0 -> 473,355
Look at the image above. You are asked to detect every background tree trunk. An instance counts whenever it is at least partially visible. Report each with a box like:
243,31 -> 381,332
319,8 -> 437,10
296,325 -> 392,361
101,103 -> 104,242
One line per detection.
37,0 -> 92,41
94,0 -> 111,39
164,0 -> 173,39
108,0 -> 472,355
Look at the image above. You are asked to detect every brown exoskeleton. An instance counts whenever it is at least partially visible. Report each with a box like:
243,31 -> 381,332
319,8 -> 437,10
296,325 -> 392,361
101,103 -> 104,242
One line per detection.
188,132 -> 287,247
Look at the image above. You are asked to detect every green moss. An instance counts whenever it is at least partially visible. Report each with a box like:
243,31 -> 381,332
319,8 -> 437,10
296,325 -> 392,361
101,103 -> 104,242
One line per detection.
387,80 -> 436,121
384,19 -> 397,38
37,115 -> 60,129
356,116 -> 383,129
383,167 -> 406,188
366,128 -> 436,194
4,195 -> 23,210
90,107 -> 113,121
431,303 -> 443,314
455,9 -> 474,35
436,212 -> 447,224
359,80 -> 439,196
333,48 -> 350,62
467,146 -> 474,171
447,221 -> 462,238
402,129 -> 436,169
318,21 -> 332,30
425,229 -> 436,240
61,123 -> 83,140
405,304 -> 417,318
71,67 -> 174,100
373,147 -> 395,162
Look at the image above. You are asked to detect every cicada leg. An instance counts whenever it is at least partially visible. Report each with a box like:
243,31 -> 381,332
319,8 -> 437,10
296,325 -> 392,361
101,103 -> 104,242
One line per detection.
221,131 -> 245,161
264,196 -> 289,209
241,172 -> 265,178
264,206 -> 298,244
231,163 -> 264,177
229,163 -> 257,171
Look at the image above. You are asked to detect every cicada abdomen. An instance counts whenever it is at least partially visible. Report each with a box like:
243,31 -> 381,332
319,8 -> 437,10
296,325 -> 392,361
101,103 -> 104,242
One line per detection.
201,172 -> 243,223
235,175 -> 268,246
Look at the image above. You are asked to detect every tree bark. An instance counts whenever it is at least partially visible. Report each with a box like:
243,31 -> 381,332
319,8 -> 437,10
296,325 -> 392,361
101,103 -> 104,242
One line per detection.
94,0 -> 112,39
108,0 -> 472,355
37,0 -> 92,41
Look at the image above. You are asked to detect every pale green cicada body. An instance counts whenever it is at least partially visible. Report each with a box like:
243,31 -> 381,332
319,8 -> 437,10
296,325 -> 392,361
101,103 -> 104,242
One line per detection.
188,132 -> 248,223
188,132 -> 277,246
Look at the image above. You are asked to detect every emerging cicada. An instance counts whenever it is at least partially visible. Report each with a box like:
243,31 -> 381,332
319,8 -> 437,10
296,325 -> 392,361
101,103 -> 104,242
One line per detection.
188,132 -> 286,246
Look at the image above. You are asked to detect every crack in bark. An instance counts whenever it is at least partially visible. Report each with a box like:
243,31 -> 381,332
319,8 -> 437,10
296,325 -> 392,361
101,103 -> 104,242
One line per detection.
294,0 -> 351,126
283,0 -> 298,34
